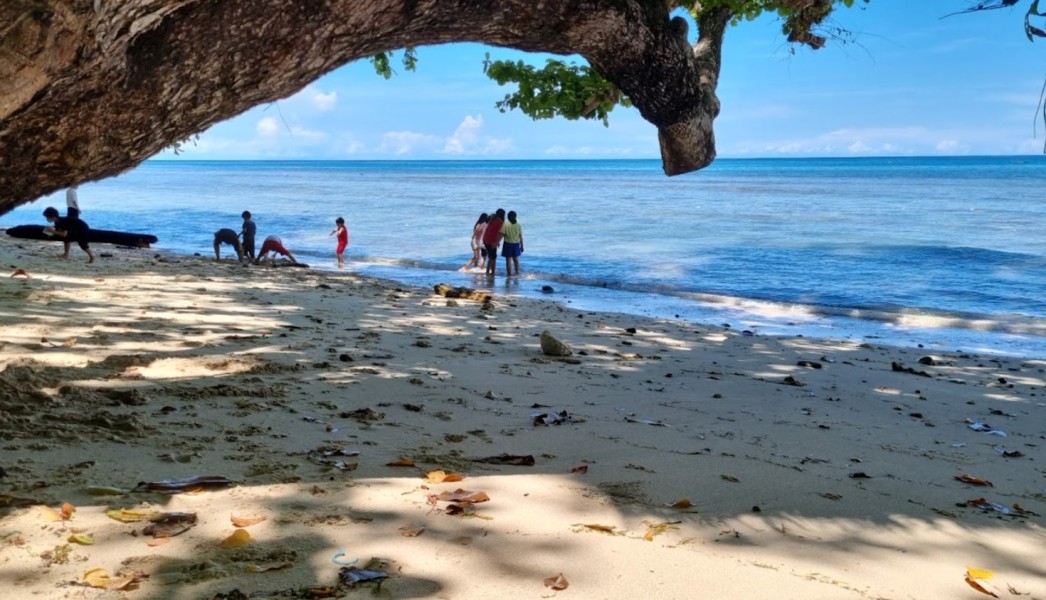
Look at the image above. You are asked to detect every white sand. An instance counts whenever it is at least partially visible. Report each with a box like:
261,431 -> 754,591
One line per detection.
0,235 -> 1044,599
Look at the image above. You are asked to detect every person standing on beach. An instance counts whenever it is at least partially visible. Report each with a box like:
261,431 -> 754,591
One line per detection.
66,186 -> 80,218
330,217 -> 349,267
43,206 -> 95,263
482,208 -> 505,276
213,228 -> 244,262
256,234 -> 298,265
240,211 -> 257,262
462,212 -> 488,271
499,210 -> 524,276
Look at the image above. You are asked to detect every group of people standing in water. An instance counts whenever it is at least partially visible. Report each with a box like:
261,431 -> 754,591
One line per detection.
463,208 -> 524,276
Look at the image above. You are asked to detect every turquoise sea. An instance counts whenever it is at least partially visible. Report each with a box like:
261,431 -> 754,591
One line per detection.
3,156 -> 1045,358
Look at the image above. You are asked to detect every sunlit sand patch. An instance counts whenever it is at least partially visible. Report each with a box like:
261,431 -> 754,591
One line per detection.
131,356 -> 257,379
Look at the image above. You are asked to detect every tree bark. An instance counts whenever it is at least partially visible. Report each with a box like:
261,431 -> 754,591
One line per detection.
0,0 -> 733,214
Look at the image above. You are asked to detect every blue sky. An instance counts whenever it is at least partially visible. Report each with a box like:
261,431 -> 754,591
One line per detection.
163,1 -> 1046,161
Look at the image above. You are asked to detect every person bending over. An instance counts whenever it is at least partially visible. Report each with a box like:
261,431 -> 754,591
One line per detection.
213,228 -> 244,262
256,235 -> 297,265
43,206 -> 95,263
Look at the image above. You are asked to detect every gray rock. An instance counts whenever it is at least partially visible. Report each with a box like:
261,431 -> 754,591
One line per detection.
540,330 -> 572,357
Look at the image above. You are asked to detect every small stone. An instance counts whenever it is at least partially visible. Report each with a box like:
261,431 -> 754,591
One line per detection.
539,330 -> 572,357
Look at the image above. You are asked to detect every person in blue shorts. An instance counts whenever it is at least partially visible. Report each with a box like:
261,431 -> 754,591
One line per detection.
499,210 -> 524,276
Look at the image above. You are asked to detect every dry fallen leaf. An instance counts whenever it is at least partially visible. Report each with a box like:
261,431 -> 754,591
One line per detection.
965,566 -> 1001,598
642,521 -> 679,542
956,474 -> 994,487
83,568 -> 111,589
425,469 -> 465,484
435,489 -> 489,503
68,534 -> 94,545
667,498 -> 693,509
543,572 -> 569,591
398,525 -> 426,537
570,464 -> 589,474
105,508 -> 158,523
231,514 -> 267,528
218,528 -> 252,548
245,562 -> 292,573
580,523 -> 616,534
146,537 -> 170,547
386,458 -> 415,467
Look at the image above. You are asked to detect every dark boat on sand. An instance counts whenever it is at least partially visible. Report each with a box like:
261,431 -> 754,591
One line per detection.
5,225 -> 158,248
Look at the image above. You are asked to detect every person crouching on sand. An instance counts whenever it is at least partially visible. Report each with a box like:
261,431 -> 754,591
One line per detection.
256,235 -> 298,265
43,206 -> 95,263
330,217 -> 348,267
213,228 -> 244,263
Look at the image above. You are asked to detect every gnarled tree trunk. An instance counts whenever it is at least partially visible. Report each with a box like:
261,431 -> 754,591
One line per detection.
0,0 -> 736,214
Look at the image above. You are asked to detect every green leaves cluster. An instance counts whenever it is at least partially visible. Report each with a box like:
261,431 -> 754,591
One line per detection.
482,56 -> 630,126
370,47 -> 418,79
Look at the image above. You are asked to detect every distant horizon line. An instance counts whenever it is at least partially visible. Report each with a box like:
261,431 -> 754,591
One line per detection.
145,153 -> 1045,163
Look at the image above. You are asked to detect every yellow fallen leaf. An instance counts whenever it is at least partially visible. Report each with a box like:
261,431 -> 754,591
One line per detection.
219,528 -> 252,548
965,566 -> 1001,598
105,508 -> 158,523
966,567 -> 994,580
83,568 -> 111,589
230,514 -> 266,528
68,534 -> 94,545
40,506 -> 63,521
425,469 -> 464,484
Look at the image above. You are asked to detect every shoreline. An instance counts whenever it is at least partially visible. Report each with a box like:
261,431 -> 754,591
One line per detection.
1,236 -> 1045,599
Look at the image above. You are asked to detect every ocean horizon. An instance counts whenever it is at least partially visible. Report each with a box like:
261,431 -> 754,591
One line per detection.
4,155 -> 1045,358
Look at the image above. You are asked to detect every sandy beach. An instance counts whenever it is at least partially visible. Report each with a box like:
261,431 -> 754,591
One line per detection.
0,234 -> 1044,600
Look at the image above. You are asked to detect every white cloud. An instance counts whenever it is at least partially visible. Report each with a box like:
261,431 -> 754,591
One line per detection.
256,117 -> 279,136
380,130 -> 442,155
443,115 -> 484,154
312,91 -> 337,111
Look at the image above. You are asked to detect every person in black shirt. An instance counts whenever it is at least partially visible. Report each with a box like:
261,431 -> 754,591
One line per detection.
43,206 -> 95,263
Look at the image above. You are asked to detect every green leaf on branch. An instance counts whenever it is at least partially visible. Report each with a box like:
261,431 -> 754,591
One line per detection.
482,56 -> 630,126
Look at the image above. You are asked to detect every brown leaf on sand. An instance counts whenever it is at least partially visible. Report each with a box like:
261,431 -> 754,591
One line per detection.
387,458 -> 415,467
570,464 -> 589,474
544,572 -> 569,590
435,489 -> 489,504
143,512 -> 198,538
955,474 -> 994,487
578,523 -> 617,534
666,498 -> 693,509
146,537 -> 169,547
398,525 -> 426,537
425,469 -> 465,484
231,514 -> 267,528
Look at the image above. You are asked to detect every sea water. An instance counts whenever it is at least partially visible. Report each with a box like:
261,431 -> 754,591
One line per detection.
4,156 -> 1045,358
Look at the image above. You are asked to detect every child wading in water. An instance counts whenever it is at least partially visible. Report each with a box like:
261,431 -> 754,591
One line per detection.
331,217 -> 349,267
